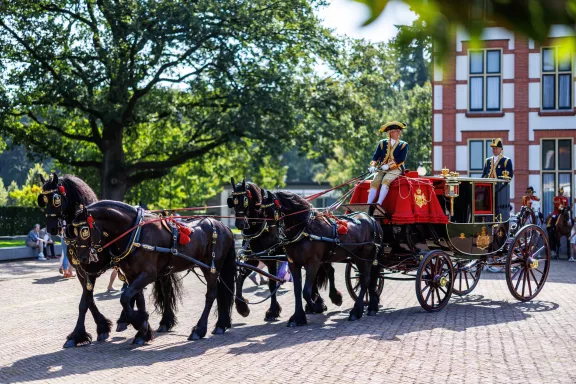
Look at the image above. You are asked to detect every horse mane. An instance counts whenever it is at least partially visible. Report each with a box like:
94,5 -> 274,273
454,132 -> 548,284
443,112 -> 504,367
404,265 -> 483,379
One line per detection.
60,175 -> 98,207
274,190 -> 312,212
81,200 -> 137,225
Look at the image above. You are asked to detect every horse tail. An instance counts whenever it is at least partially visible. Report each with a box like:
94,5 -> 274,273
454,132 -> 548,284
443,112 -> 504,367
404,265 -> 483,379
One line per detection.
315,264 -> 330,290
152,273 -> 184,328
216,241 -> 236,327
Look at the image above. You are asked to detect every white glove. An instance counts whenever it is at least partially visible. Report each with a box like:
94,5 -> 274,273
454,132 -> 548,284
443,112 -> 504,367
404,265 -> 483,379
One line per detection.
380,164 -> 390,171
368,166 -> 376,173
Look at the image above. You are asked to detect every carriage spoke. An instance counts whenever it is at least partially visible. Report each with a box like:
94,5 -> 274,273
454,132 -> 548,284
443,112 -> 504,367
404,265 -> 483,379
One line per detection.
439,286 -> 447,295
511,265 -> 523,281
521,268 -> 527,297
436,288 -> 442,305
527,271 -> 533,297
532,246 -> 546,259
459,271 -> 463,291
430,287 -> 435,306
529,269 -> 541,290
514,269 -> 525,291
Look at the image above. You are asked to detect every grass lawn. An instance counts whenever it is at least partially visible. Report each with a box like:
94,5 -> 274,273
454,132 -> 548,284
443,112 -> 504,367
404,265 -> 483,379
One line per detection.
0,239 -> 62,248
0,239 -> 25,248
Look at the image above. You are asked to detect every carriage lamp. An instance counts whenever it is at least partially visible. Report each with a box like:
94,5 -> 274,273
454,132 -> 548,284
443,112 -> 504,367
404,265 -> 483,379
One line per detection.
441,167 -> 450,177
417,164 -> 427,176
444,177 -> 460,216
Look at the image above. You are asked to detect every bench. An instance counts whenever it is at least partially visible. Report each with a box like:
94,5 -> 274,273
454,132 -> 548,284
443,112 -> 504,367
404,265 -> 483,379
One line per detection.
0,244 -> 62,262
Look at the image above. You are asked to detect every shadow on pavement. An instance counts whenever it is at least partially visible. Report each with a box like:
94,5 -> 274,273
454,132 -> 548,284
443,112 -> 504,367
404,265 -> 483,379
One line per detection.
0,294 -> 559,383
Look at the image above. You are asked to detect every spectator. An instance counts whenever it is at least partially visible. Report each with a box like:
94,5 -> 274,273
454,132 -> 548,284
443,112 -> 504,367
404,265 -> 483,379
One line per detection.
26,224 -> 46,260
570,220 -> 576,262
39,227 -> 56,259
107,269 -> 119,291
59,225 -> 74,278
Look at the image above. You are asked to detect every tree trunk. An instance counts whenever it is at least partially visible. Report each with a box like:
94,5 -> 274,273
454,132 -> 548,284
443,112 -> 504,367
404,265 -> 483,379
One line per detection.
100,126 -> 127,200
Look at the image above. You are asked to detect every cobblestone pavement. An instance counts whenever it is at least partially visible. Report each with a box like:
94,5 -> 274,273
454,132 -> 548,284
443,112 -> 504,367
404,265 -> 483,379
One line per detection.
1,258 -> 576,384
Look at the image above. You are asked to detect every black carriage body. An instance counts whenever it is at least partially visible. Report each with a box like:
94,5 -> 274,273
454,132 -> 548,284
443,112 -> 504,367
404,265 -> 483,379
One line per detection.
378,176 -> 512,264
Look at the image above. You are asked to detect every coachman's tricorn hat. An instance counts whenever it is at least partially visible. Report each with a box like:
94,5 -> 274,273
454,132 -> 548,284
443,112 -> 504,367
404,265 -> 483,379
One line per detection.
559,187 -> 564,194
490,138 -> 503,148
378,121 -> 407,134
526,186 -> 535,194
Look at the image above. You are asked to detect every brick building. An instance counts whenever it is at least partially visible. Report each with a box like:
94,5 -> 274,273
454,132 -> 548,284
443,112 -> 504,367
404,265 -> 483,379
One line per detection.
433,25 -> 576,217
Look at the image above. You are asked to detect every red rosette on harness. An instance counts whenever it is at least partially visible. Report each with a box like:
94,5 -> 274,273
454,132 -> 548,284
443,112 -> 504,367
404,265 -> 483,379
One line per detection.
58,185 -> 66,196
337,220 -> 348,235
176,222 -> 193,245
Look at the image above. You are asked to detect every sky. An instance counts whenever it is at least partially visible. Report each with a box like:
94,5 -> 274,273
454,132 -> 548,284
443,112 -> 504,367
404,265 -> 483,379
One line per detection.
317,0 -> 417,43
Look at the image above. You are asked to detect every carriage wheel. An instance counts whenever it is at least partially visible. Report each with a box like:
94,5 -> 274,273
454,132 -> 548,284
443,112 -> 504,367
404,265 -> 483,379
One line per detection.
453,260 -> 482,296
415,250 -> 454,312
506,224 -> 550,302
520,209 -> 537,227
345,263 -> 385,306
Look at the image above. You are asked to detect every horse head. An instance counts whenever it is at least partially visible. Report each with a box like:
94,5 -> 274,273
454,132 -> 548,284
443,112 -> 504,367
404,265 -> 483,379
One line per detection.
38,172 -> 68,235
228,178 -> 263,231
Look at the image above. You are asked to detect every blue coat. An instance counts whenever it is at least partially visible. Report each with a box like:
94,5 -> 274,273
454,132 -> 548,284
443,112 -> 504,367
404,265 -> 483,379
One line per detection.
371,139 -> 409,171
481,155 -> 513,179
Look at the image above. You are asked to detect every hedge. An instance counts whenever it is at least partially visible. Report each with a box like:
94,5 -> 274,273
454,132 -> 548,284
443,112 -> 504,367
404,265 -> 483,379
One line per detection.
0,207 -> 46,236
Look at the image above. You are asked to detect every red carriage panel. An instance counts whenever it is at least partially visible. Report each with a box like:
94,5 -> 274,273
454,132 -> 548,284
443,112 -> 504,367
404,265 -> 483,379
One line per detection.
349,178 -> 448,224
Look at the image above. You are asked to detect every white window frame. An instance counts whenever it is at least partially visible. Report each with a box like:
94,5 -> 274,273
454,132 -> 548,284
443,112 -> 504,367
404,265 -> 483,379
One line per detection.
540,138 -> 573,217
541,47 -> 573,110
468,49 -> 503,112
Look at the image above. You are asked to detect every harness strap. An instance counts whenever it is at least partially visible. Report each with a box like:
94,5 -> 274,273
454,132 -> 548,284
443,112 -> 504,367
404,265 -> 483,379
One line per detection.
133,243 -> 212,271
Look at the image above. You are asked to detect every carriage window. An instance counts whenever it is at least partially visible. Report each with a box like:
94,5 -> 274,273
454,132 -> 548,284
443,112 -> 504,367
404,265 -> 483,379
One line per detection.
474,183 -> 493,214
541,138 -> 573,217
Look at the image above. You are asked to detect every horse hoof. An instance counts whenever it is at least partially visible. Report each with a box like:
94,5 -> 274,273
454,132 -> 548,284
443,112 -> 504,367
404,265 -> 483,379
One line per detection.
367,310 -> 378,317
63,339 -> 77,348
264,315 -> 279,322
348,312 -> 360,321
330,292 -> 343,306
287,321 -> 298,328
116,323 -> 128,332
235,300 -> 250,318
157,325 -> 169,333
188,331 -> 202,341
132,338 -> 146,346
212,327 -> 226,335
97,332 -> 109,342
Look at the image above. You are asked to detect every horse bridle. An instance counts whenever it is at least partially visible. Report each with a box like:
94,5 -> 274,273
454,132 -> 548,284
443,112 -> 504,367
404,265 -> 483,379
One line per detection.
39,186 -> 68,229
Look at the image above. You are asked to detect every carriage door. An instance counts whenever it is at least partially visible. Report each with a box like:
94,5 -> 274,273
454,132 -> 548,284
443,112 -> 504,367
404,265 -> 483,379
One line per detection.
473,183 -> 494,223
541,139 -> 573,218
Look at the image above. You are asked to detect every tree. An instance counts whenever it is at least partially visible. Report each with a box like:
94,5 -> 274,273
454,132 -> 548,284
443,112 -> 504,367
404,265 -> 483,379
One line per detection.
0,178 -> 8,206
7,164 -> 49,207
311,39 -> 431,185
353,0 -> 576,60
0,0 -> 336,200
389,16 -> 431,89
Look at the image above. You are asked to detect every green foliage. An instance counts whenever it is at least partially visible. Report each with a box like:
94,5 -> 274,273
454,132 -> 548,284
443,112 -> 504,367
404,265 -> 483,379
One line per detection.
0,178 -> 8,206
312,31 -> 431,185
6,163 -> 48,207
0,0 -> 337,200
0,207 -> 45,236
353,0 -> 576,62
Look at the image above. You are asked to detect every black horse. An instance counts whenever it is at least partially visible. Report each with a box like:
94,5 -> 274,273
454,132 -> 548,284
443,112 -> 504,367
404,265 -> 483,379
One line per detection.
259,184 -> 383,326
229,179 -> 344,320
71,201 -> 236,343
38,173 -> 180,347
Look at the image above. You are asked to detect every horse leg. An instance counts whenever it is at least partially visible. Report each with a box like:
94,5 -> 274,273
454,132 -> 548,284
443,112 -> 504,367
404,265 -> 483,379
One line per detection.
349,261 -> 370,321
235,259 -> 257,318
64,274 -> 110,348
264,261 -> 282,321
189,273 -> 218,340
303,262 -> 325,315
327,263 -> 343,306
366,263 -> 381,316
120,273 -> 155,345
213,246 -> 236,335
287,262 -> 307,327
116,294 -> 139,332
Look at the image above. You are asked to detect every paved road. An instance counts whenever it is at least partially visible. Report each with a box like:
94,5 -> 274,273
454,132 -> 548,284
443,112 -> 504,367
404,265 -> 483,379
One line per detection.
1,258 -> 576,383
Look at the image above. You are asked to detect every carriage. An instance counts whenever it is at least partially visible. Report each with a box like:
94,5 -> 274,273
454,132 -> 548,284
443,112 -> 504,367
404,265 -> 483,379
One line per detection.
341,170 -> 551,312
